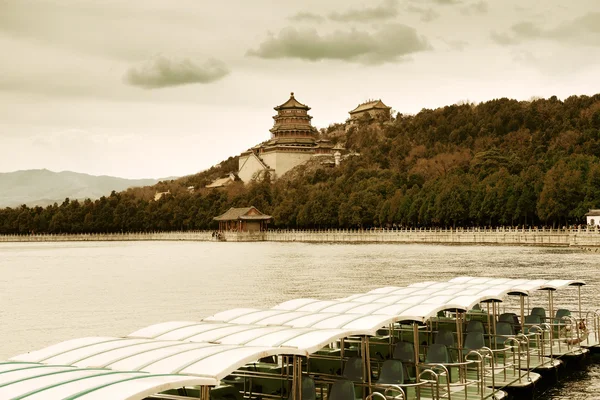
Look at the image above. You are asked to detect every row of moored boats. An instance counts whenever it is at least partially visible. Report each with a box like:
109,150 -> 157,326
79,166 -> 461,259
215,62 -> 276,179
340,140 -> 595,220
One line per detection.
2,276 -> 599,400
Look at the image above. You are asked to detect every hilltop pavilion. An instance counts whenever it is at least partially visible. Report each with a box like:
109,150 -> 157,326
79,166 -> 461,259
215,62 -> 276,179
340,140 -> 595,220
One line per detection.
237,93 -> 334,183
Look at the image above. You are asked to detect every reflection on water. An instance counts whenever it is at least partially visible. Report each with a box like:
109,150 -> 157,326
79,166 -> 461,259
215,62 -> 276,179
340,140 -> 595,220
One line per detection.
1,242 -> 598,398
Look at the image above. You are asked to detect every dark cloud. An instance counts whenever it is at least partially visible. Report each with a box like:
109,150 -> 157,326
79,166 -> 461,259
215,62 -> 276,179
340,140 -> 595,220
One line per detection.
289,12 -> 325,23
406,5 -> 440,22
125,57 -> 230,89
491,12 -> 600,46
247,24 -> 431,64
328,0 -> 399,22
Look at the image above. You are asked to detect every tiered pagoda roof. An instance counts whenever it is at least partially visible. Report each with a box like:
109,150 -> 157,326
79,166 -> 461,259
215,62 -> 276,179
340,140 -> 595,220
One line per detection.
269,92 -> 317,141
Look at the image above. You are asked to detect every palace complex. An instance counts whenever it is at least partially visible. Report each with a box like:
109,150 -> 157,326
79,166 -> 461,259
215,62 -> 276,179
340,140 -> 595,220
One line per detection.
237,93 -> 335,183
233,94 -> 392,184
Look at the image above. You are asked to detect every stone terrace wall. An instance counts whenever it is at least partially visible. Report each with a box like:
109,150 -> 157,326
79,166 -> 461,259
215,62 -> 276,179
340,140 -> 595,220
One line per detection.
2,227 -> 600,247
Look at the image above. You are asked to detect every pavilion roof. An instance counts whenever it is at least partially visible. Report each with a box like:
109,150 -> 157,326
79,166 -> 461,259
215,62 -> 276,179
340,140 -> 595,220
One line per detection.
349,100 -> 390,115
274,92 -> 310,111
213,207 -> 272,221
585,209 -> 600,216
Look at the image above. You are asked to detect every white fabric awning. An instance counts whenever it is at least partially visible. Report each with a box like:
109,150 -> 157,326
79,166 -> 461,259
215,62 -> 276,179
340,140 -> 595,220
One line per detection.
129,321 -> 366,354
203,309 -> 404,328
270,300 -> 468,323
10,336 -> 305,384
448,276 -> 586,291
0,361 -> 208,400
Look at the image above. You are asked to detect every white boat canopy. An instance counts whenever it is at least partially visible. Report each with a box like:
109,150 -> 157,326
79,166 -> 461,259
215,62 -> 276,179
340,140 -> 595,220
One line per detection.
274,295 -> 495,315
0,361 -> 206,400
128,321 -> 371,354
448,276 -> 586,290
10,336 -> 306,385
204,302 -> 466,326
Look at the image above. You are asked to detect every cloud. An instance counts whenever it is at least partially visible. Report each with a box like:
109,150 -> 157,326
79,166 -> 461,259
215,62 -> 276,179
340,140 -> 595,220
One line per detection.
491,12 -> 600,46
431,0 -> 462,4
289,12 -> 325,23
247,24 -> 431,64
124,57 -> 230,89
328,0 -> 399,22
406,5 -> 440,22
461,1 -> 488,15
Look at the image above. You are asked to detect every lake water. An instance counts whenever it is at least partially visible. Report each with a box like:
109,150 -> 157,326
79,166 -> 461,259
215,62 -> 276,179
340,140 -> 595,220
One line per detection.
1,242 -> 599,398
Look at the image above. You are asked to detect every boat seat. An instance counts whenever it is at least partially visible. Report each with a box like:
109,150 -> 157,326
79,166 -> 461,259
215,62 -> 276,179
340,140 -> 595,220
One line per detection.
392,342 -> 416,382
392,342 -> 415,363
466,320 -> 484,333
376,360 -> 404,385
425,343 -> 450,364
288,377 -> 316,400
499,313 -> 513,323
531,307 -> 546,320
342,357 -> 363,382
494,322 -> 515,347
523,315 -> 542,335
435,330 -> 455,347
435,329 -> 457,362
555,309 -> 571,320
328,379 -> 361,400
464,331 -> 485,350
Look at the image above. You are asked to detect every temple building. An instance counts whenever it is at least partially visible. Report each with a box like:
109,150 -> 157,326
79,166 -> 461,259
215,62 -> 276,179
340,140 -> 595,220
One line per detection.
213,206 -> 272,232
586,209 -> 600,227
348,99 -> 391,124
237,93 -> 334,183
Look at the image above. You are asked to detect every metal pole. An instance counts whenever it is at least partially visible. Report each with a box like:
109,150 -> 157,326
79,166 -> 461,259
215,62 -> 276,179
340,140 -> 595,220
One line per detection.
492,302 -> 497,340
486,303 -> 492,348
298,357 -> 303,400
578,286 -> 582,321
413,323 -> 420,382
520,295 -> 525,332
366,336 -> 372,399
456,310 -> 464,383
292,355 -> 297,400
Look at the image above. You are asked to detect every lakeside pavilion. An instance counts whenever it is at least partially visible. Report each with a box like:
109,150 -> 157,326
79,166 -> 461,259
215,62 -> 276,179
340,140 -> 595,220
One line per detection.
213,206 -> 272,232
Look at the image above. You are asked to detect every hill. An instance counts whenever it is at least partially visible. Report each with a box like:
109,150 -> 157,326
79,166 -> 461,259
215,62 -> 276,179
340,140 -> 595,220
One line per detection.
0,169 -> 158,208
1,93 -> 600,233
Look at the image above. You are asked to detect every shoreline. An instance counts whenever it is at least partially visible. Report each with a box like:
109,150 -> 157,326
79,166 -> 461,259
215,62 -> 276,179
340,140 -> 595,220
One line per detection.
2,228 -> 600,248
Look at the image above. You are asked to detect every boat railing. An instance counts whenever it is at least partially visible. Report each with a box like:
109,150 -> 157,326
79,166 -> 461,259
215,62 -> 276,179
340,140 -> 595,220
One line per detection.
367,389 -> 405,400
371,370 -> 438,400
547,315 -> 580,354
421,358 -> 482,400
465,349 -> 503,400
383,385 -> 407,400
584,310 -> 600,345
515,333 -> 531,381
515,325 -> 552,369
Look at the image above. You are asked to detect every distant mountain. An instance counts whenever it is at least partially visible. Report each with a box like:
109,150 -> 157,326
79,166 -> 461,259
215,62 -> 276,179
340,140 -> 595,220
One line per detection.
0,169 -> 159,207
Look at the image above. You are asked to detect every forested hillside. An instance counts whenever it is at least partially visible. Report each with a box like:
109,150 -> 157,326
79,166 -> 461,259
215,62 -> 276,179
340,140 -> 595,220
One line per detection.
2,94 -> 600,234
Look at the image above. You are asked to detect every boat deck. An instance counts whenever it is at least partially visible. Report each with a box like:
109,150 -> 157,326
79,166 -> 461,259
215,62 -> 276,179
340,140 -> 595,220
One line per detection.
402,385 -> 506,400
519,355 -> 562,370
461,367 -> 540,389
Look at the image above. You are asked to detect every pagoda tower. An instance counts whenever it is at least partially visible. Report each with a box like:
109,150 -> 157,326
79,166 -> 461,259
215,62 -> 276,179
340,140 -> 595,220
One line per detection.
237,93 -> 334,183
269,92 -> 317,145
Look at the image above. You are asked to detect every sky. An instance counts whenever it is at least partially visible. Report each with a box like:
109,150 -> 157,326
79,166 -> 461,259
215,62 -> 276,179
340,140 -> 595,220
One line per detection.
1,0 -> 599,179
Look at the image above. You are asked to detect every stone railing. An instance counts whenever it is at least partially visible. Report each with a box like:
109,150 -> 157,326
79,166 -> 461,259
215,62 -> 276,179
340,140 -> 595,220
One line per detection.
1,227 -> 600,246
0,231 -> 213,242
